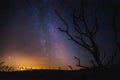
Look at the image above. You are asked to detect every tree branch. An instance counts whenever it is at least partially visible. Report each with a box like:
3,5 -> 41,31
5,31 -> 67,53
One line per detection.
68,65 -> 73,70
106,48 -> 118,66
55,9 -> 69,32
74,56 -> 89,69
101,51 -> 106,62
91,8 -> 99,36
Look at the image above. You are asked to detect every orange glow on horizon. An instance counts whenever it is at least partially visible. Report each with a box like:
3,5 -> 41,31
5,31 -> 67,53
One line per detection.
3,53 -> 60,71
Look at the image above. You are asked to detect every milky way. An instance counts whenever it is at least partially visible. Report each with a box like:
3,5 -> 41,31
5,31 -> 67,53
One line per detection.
1,0 -> 119,70
0,0 -> 76,70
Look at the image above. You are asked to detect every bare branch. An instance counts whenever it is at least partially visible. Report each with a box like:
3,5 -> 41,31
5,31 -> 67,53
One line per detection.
80,0 -> 91,36
68,65 -> 73,70
58,28 -> 67,32
58,23 -> 93,53
101,51 -> 106,62
91,8 -> 99,36
106,48 -> 118,66
56,10 -> 93,51
55,9 -> 69,32
72,14 -> 89,38
91,59 -> 96,67
75,35 -> 92,48
74,56 -> 89,69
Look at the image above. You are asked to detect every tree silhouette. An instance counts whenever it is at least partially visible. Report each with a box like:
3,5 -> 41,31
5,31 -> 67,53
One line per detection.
55,0 -> 119,68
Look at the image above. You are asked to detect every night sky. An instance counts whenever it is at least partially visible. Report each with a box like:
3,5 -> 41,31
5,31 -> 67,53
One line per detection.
0,0 -> 120,70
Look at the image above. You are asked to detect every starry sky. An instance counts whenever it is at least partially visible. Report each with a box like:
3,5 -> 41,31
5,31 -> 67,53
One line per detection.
0,0 -> 120,70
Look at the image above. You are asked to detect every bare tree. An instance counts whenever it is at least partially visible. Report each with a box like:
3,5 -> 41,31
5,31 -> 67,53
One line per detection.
55,0 -> 119,68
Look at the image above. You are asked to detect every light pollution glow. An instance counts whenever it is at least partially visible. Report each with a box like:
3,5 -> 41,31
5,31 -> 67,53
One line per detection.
2,51 -> 74,70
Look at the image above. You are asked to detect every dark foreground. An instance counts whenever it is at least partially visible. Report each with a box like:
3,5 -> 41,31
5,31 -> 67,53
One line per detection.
0,66 -> 120,80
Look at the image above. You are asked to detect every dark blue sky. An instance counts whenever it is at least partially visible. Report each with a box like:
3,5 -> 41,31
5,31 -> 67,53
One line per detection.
0,0 -> 120,70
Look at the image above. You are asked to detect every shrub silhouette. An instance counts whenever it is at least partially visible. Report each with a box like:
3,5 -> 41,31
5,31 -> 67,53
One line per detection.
0,61 -> 14,71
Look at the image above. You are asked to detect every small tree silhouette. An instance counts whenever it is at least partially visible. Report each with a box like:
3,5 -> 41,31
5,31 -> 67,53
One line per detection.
55,0 -> 119,68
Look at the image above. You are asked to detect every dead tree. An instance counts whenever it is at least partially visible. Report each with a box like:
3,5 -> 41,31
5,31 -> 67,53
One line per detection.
55,0 -> 119,68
